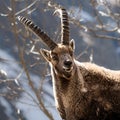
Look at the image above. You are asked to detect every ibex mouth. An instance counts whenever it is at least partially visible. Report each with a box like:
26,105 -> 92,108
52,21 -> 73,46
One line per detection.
63,66 -> 73,73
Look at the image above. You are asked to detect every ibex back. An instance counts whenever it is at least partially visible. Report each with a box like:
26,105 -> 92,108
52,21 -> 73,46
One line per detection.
18,8 -> 120,120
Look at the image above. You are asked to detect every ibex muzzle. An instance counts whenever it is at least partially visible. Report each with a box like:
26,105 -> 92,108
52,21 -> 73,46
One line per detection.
18,7 -> 120,120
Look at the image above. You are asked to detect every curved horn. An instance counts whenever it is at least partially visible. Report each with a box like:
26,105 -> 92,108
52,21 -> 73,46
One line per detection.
17,16 -> 57,50
55,8 -> 69,45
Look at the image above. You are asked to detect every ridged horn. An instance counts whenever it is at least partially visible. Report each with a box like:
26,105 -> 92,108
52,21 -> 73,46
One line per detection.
17,16 -> 57,50
61,8 -> 69,45
55,8 -> 70,45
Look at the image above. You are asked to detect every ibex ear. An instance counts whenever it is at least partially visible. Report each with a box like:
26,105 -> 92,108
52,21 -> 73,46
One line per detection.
70,39 -> 75,50
40,49 -> 51,62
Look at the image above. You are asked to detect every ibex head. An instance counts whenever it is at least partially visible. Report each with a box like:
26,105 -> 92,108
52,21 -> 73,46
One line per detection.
18,8 -> 75,79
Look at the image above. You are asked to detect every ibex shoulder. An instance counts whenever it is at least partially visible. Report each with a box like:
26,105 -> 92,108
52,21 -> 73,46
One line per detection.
75,60 -> 120,83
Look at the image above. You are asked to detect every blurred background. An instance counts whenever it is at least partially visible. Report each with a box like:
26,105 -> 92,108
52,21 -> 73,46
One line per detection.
0,0 -> 120,120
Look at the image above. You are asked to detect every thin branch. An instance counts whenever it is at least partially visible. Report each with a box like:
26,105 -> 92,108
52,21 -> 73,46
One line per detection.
7,1 -> 54,119
93,34 -> 120,41
19,48 -> 54,120
15,0 -> 39,16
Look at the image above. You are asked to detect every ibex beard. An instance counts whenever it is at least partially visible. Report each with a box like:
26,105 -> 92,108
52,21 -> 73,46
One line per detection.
18,7 -> 120,120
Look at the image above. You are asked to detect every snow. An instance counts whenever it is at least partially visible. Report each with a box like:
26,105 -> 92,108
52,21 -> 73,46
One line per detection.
0,49 -> 60,120
69,6 -> 94,22
0,97 -> 16,120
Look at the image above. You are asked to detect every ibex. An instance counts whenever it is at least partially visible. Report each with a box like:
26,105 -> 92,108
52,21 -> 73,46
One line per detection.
18,8 -> 120,120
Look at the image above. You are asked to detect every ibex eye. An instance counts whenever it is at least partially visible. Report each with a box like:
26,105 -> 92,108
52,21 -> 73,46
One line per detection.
52,54 -> 58,61
70,51 -> 73,57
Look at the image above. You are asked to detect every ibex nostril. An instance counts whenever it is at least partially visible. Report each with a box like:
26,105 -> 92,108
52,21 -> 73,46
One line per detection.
64,60 -> 72,66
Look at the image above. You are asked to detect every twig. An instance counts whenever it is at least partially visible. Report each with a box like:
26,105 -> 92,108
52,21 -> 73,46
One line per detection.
19,48 -> 54,120
15,0 -> 39,16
